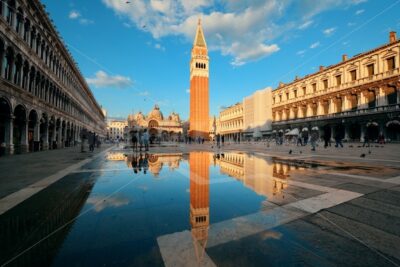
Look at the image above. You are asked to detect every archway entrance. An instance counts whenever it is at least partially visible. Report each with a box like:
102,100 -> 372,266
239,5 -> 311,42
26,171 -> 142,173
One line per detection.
13,105 -> 27,154
40,113 -> 48,150
28,110 -> 38,152
349,123 -> 361,141
386,121 -> 400,141
366,122 -> 379,141
0,98 -> 11,156
149,128 -> 158,144
334,124 -> 345,139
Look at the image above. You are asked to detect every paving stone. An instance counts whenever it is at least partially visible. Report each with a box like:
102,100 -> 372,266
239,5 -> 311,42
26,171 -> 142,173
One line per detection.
364,190 -> 400,207
332,183 -> 381,194
326,203 -> 400,236
305,211 -> 400,262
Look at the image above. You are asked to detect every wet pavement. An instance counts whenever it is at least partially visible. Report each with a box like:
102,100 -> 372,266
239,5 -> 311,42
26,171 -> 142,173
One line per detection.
0,146 -> 400,267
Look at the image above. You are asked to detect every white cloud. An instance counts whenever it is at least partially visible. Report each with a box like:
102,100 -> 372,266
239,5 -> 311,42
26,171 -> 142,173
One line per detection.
355,9 -> 364,15
297,50 -> 306,56
139,91 -> 149,96
310,41 -> 320,49
69,10 -> 80,19
69,10 -> 93,25
87,195 -> 130,212
86,71 -> 133,88
323,27 -> 336,36
351,0 -> 367,4
154,43 -> 166,51
347,22 -> 356,27
102,0 -> 362,65
298,20 -> 313,30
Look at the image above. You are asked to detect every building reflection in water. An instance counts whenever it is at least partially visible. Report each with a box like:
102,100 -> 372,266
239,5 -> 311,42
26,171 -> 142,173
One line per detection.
107,152 -> 183,177
189,152 -> 210,263
213,153 -> 310,203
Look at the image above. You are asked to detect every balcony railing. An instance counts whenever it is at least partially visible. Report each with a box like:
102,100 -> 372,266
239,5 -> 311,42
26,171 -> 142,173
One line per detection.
273,103 -> 400,125
272,68 -> 400,107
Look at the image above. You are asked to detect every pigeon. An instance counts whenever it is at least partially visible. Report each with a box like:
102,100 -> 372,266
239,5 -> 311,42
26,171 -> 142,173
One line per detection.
289,149 -> 292,154
349,145 -> 353,148
357,146 -> 361,148
368,150 -> 371,154
360,153 -> 366,158
300,151 -> 302,154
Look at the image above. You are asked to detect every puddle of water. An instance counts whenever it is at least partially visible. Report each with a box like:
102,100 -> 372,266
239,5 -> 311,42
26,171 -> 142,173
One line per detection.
0,150 -> 397,266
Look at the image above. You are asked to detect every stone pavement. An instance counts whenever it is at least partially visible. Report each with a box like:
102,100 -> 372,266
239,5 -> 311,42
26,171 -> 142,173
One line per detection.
0,144 -> 114,214
0,142 -> 399,266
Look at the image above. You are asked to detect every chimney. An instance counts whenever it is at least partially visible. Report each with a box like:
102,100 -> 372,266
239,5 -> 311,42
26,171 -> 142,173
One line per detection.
389,31 -> 397,43
342,54 -> 348,61
319,66 -> 324,71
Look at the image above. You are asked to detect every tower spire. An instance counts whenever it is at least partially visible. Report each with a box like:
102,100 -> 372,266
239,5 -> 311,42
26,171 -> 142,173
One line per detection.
193,18 -> 207,48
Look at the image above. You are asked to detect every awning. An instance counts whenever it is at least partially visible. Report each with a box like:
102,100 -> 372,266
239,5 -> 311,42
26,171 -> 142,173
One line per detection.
285,128 -> 299,136
386,120 -> 400,127
302,127 -> 309,132
311,126 -> 319,131
278,129 -> 284,133
272,130 -> 277,133
285,129 -> 290,132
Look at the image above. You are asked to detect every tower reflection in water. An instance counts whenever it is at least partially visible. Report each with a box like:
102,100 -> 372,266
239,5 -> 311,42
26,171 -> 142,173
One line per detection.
189,152 -> 210,263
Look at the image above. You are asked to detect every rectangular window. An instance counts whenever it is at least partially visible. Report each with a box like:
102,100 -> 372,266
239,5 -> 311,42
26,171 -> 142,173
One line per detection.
335,75 -> 341,86
279,95 -> 282,102
293,90 -> 297,98
286,92 -> 289,100
350,70 -> 357,81
312,83 -> 316,93
387,57 -> 395,71
302,86 -> 306,95
367,64 -> 374,76
323,79 -> 328,90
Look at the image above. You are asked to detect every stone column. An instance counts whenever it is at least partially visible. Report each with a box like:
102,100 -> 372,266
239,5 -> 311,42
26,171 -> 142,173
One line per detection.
6,116 -> 14,155
344,124 -> 350,141
306,103 -> 313,117
33,121 -> 40,151
328,98 -> 336,114
57,125 -> 62,149
317,101 -> 324,116
360,124 -> 366,142
377,87 -> 386,107
42,123 -> 49,150
51,125 -> 56,149
298,106 -> 304,118
343,95 -> 352,111
289,108 -> 295,120
21,120 -> 29,153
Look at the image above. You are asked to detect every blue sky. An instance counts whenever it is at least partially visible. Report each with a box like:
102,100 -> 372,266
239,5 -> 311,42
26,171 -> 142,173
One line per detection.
41,0 -> 400,120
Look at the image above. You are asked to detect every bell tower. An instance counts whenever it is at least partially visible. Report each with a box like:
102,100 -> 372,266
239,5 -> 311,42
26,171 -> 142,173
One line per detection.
189,19 -> 209,139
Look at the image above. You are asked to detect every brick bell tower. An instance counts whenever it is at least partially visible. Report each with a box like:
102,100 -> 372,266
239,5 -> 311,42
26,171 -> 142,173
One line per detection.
189,19 -> 209,139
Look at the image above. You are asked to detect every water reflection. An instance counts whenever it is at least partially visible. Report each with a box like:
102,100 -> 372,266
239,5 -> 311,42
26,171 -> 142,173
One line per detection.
189,152 -> 210,263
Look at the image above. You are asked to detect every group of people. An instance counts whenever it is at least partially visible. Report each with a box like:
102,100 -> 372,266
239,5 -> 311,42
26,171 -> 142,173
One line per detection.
131,129 -> 150,152
130,153 -> 149,174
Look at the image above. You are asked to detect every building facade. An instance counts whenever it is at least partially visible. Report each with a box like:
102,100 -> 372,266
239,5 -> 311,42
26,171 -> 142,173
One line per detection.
218,102 -> 243,141
189,19 -> 209,139
272,32 -> 400,141
106,119 -> 127,141
126,105 -> 183,141
243,87 -> 273,138
0,0 -> 106,155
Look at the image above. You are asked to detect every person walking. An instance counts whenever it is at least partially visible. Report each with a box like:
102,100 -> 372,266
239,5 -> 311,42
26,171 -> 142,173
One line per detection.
310,131 -> 318,151
216,134 -> 221,148
143,129 -> 149,151
131,132 -> 138,152
221,135 -> 225,146
335,132 -> 343,148
88,132 -> 95,152
323,133 -> 331,148
363,133 -> 370,147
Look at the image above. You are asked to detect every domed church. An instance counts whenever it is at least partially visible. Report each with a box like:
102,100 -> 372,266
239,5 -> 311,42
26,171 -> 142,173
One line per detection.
126,105 -> 183,141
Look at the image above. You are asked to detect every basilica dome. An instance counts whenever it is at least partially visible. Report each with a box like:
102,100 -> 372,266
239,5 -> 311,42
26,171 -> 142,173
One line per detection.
147,105 -> 163,120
